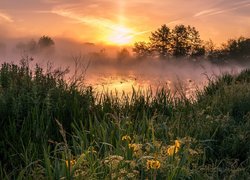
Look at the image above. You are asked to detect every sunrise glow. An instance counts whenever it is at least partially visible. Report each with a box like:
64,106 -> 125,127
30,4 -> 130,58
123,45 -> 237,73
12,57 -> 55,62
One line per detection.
1,1 -> 249,44
106,25 -> 134,45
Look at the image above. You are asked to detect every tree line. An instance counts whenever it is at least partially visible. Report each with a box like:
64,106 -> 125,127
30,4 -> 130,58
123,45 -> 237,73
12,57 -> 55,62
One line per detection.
133,24 -> 250,63
15,35 -> 55,54
3,28 -> 249,65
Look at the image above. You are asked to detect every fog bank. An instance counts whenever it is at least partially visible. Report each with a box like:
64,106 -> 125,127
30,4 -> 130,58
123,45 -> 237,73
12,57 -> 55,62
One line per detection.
0,37 -> 249,97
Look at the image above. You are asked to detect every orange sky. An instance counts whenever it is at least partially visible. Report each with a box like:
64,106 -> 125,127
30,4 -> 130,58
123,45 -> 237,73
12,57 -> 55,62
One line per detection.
0,0 -> 250,46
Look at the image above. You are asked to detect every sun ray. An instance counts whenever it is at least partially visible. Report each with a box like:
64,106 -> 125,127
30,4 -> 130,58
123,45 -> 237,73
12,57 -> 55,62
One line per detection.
107,25 -> 134,45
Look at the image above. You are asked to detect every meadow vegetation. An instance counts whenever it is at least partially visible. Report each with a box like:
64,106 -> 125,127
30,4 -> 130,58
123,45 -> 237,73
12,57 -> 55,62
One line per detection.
0,57 -> 249,179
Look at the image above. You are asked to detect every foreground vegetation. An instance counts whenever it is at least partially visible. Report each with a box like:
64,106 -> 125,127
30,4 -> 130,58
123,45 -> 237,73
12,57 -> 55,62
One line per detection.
0,60 -> 249,179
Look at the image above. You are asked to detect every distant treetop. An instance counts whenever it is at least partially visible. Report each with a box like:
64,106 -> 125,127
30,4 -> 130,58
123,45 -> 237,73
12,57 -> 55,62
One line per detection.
38,35 -> 55,49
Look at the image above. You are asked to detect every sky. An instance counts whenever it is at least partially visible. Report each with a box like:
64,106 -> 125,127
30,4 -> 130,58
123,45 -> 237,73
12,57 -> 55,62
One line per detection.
0,0 -> 250,45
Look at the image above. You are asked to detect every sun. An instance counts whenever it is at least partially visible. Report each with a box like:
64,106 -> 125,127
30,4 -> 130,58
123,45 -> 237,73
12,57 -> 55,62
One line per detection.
106,25 -> 134,45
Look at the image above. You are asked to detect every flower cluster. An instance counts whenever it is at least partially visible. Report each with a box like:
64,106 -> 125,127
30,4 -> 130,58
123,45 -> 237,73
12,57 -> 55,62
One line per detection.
146,159 -> 161,170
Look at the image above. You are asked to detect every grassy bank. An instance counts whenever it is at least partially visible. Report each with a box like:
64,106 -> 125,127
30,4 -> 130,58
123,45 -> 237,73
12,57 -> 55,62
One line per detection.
0,60 -> 249,179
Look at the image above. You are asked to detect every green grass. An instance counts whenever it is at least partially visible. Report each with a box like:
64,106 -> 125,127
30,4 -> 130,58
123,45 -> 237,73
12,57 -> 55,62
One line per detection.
0,60 -> 249,179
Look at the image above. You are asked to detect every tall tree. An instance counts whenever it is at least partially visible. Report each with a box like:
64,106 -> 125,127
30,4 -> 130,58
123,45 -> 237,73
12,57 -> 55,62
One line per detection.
133,24 -> 205,59
171,25 -> 204,57
133,42 -> 152,58
149,24 -> 172,58
208,37 -> 250,63
227,37 -> 250,59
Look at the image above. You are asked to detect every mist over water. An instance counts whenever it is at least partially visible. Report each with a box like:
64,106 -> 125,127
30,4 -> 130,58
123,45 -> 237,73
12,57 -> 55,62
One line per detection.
85,57 -> 246,98
0,38 -> 249,98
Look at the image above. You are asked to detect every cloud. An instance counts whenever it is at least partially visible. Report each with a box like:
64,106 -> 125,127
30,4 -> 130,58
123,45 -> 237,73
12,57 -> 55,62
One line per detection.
51,8 -> 114,28
51,8 -> 149,38
194,8 -> 218,17
166,19 -> 183,25
194,1 -> 250,17
0,11 -> 13,22
233,0 -> 250,5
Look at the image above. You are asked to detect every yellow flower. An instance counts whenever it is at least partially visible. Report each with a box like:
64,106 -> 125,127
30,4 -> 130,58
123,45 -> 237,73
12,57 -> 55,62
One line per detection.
175,140 -> 181,148
128,143 -> 136,151
146,159 -> 161,170
128,143 -> 142,157
128,143 -> 141,152
122,135 -> 131,142
65,159 -> 76,168
167,145 -> 177,156
167,140 -> 181,156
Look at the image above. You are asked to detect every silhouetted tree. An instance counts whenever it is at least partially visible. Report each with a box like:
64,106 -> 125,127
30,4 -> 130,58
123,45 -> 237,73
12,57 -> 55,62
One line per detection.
204,39 -> 215,56
133,24 -> 205,59
133,42 -> 152,58
204,39 -> 226,63
171,25 -> 204,58
38,35 -> 55,49
117,48 -> 131,61
227,37 -> 250,60
149,24 -> 172,58
208,37 -> 250,63
15,39 -> 38,54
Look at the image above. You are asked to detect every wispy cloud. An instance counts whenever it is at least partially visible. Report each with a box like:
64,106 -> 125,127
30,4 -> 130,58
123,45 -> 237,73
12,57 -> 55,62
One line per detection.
166,19 -> 182,25
194,1 -> 250,17
0,11 -> 13,22
52,8 -> 115,28
51,8 -> 149,38
233,0 -> 250,6
194,8 -> 219,17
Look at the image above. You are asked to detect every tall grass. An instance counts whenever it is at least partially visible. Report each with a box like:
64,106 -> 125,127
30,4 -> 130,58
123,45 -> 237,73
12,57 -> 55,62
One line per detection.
0,60 -> 249,179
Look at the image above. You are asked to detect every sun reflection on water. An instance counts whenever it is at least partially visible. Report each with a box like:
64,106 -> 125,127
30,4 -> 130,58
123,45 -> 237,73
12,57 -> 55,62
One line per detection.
85,74 -> 203,99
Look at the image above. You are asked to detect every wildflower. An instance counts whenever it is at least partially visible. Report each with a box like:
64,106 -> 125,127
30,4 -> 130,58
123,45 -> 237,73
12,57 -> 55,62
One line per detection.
175,140 -> 181,148
146,159 -> 161,170
128,143 -> 141,152
129,143 -> 142,157
65,159 -> 76,168
167,140 -> 181,156
167,146 -> 177,156
122,135 -> 131,142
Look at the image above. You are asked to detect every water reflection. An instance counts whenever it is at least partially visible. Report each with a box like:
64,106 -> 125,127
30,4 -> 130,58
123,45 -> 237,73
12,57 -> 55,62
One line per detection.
79,58 -> 245,99
85,73 -> 205,99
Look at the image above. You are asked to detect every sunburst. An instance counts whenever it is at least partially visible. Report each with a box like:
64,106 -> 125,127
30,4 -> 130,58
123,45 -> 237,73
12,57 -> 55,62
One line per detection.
107,25 -> 134,45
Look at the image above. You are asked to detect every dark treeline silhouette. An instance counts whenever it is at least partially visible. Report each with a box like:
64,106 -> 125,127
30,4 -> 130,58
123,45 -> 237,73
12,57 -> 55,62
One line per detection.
15,35 -> 55,54
208,37 -> 250,64
133,24 -> 250,64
